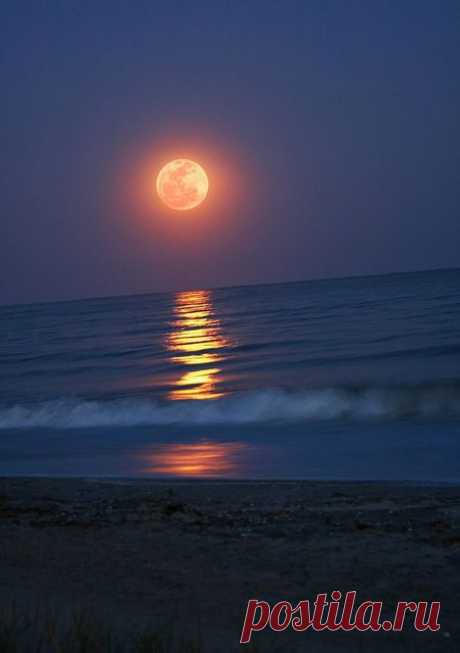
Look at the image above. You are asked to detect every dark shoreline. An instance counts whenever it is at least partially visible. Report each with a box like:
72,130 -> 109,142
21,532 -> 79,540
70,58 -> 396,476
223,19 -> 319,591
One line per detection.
1,477 -> 459,651
2,475 -> 460,485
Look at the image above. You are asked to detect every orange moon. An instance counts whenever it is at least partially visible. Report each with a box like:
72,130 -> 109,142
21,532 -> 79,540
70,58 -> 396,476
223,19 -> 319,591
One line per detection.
156,159 -> 209,210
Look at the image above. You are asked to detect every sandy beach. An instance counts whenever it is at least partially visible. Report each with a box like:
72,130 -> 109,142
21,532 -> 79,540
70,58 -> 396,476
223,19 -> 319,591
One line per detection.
0,477 -> 458,651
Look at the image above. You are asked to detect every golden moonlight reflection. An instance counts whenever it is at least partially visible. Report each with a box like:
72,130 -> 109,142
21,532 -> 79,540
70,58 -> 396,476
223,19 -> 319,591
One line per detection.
140,441 -> 249,477
166,290 -> 231,400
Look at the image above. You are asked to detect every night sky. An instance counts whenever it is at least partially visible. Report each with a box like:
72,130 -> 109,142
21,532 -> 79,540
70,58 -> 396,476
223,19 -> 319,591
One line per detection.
2,1 -> 459,305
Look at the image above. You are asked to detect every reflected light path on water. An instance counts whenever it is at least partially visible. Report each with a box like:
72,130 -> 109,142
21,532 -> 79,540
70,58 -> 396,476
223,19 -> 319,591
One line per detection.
135,292 -> 249,478
139,441 -> 249,477
166,290 -> 231,400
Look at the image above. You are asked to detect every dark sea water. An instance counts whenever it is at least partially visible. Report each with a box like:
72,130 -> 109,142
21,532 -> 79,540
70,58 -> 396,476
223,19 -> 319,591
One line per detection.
1,269 -> 460,481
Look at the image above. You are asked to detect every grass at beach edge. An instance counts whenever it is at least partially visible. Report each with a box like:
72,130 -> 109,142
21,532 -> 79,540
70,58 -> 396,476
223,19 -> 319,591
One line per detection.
0,603 -> 266,653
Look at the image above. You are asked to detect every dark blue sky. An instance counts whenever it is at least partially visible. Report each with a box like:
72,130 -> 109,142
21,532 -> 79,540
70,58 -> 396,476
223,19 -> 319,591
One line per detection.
1,1 -> 459,304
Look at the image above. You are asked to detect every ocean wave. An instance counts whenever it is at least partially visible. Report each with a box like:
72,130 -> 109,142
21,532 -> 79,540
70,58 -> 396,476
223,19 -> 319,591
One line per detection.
1,384 -> 460,429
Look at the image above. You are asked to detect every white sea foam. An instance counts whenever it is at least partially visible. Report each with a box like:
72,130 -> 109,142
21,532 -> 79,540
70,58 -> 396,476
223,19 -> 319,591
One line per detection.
1,385 -> 459,429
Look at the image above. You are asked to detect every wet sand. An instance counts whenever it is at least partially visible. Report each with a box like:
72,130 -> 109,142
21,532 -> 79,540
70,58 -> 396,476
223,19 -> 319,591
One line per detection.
0,477 -> 459,651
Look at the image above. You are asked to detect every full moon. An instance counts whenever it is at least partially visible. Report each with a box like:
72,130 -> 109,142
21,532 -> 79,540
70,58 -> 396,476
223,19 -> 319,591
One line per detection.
156,159 -> 209,210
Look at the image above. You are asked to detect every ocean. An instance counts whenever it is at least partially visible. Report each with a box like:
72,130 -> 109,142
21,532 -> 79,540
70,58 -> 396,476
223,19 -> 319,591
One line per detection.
1,268 -> 459,481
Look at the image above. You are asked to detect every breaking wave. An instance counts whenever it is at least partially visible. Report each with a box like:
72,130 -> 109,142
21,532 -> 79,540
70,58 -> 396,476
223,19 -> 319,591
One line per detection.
1,384 -> 460,429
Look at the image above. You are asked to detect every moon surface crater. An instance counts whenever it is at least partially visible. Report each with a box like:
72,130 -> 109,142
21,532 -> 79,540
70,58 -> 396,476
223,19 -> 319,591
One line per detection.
156,159 -> 209,210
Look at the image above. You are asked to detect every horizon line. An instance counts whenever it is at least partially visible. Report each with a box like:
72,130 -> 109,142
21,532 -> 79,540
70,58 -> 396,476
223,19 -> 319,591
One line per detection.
1,264 -> 459,310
